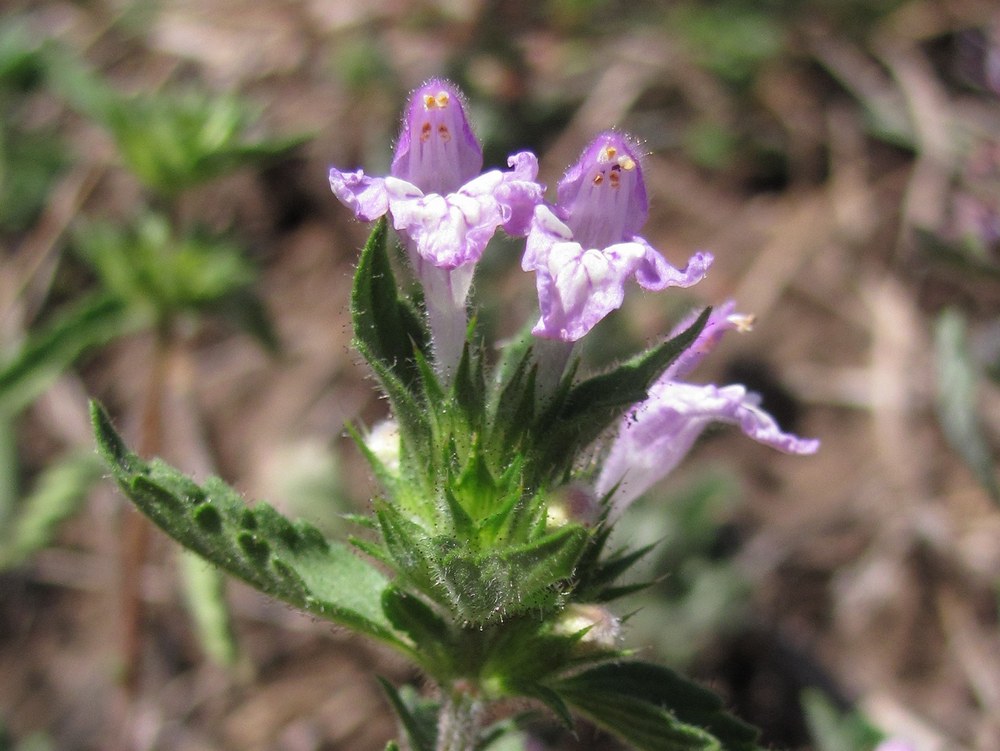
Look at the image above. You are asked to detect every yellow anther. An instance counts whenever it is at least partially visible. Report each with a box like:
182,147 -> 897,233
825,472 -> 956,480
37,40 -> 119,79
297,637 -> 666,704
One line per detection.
729,313 -> 756,333
592,173 -> 604,185
603,146 -> 617,160
424,91 -> 450,109
619,156 -> 636,171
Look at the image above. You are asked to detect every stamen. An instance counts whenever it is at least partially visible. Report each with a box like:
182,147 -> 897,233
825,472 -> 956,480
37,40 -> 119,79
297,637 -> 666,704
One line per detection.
728,313 -> 756,333
424,91 -> 450,109
603,146 -> 617,161
619,156 -> 636,171
592,173 -> 604,185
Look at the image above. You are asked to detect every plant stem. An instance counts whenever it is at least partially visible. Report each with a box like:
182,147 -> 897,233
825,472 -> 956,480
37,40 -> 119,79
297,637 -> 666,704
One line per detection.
436,688 -> 483,751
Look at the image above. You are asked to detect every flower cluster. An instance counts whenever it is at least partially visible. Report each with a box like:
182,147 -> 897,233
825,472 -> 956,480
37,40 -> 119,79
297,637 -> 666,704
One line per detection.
331,78 -> 817,513
86,77 -> 824,751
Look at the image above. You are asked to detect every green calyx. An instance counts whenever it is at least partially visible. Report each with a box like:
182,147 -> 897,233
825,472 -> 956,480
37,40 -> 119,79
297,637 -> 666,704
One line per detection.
348,218 -> 710,627
88,218 -> 760,751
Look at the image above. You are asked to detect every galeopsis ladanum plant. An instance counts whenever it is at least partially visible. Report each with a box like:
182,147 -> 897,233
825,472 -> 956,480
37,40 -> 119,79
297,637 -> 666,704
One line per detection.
93,79 -> 818,751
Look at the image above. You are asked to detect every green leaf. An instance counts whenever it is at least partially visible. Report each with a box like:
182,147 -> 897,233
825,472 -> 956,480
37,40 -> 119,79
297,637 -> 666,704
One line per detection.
475,464 -> 533,542
375,502 -> 442,598
0,451 -> 103,570
452,342 -> 487,432
74,215 -> 258,323
351,220 -> 433,460
491,323 -> 534,392
560,306 -> 710,418
451,443 -> 502,523
0,28 -> 67,233
444,486 -> 477,539
0,294 -> 140,416
935,309 -> 1000,504
50,65 -> 307,195
376,492 -> 587,625
414,347 -> 445,406
0,22 -> 48,89
382,586 -> 449,645
40,43 -> 120,128
436,525 -> 588,625
574,542 -> 658,603
552,661 -> 760,751
487,341 -> 536,452
381,586 -> 454,678
178,549 -> 239,667
534,308 -> 710,478
351,218 -> 429,391
0,117 -> 67,233
510,682 -> 574,729
90,401 -> 406,650
371,358 -> 433,467
591,581 -> 656,602
557,689 -> 722,750
500,526 -> 588,597
377,678 -> 437,751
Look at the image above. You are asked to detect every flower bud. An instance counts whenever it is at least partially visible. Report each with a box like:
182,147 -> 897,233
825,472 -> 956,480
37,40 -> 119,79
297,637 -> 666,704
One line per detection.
546,483 -> 602,529
554,604 -> 622,651
365,419 -> 400,474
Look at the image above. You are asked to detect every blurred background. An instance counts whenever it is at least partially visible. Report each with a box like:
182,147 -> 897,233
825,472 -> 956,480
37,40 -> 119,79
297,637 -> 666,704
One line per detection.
1,0 -> 999,749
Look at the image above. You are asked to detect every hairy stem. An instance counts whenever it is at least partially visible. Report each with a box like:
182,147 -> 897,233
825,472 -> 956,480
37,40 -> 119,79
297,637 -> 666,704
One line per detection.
436,689 -> 483,751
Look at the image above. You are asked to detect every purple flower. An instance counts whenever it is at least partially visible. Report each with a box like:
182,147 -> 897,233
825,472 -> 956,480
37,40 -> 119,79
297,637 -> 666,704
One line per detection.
384,151 -> 541,270
329,79 -> 544,378
596,304 -> 819,517
522,132 -> 712,342
664,300 -> 754,381
329,79 -> 543,268
390,83 -> 483,195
